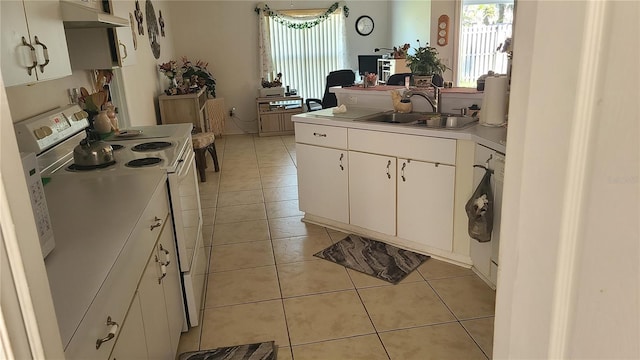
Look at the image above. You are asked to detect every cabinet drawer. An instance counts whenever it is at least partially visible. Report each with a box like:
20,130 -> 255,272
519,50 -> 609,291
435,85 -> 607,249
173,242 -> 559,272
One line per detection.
348,129 -> 456,165
64,185 -> 170,359
295,123 -> 347,149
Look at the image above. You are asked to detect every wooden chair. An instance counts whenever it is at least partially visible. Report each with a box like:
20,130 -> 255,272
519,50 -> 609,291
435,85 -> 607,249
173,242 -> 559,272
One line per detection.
191,130 -> 219,182
157,89 -> 222,182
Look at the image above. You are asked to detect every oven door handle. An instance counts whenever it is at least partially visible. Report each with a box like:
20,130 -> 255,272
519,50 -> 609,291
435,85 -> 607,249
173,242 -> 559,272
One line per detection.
176,149 -> 195,178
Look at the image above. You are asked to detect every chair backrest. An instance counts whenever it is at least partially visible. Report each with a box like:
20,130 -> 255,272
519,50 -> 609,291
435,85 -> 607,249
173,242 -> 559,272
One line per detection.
386,73 -> 413,86
321,69 -> 355,108
205,97 -> 226,135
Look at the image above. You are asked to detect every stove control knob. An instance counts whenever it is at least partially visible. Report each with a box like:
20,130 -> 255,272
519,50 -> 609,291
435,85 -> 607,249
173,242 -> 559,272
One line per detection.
33,126 -> 52,139
73,110 -> 89,121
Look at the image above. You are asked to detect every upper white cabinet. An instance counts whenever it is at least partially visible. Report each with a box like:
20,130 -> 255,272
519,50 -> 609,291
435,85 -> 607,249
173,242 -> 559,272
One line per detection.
1,0 -> 72,86
64,1 -> 136,69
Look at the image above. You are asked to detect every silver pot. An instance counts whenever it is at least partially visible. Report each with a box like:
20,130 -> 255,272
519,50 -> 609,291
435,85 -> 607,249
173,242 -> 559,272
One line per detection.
73,137 -> 115,167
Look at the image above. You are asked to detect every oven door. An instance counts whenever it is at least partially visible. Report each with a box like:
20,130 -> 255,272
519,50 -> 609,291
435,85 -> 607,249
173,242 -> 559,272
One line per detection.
168,147 -> 202,273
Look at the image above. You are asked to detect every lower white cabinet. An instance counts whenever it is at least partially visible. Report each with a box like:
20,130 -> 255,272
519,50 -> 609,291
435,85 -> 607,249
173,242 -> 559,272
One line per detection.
297,143 -> 349,223
295,120 -> 459,257
109,294 -> 147,360
470,144 -> 505,286
160,222 -> 185,355
397,159 -> 455,252
349,151 -> 396,235
138,219 -> 182,360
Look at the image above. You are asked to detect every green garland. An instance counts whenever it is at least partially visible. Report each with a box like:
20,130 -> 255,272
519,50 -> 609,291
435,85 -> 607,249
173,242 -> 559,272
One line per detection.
255,2 -> 349,29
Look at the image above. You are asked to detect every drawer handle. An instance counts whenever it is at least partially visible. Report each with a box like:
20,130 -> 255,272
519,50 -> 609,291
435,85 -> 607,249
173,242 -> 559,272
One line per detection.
150,217 -> 162,231
119,41 -> 128,59
156,255 -> 168,284
339,153 -> 344,171
313,132 -> 327,137
386,160 -> 392,179
21,37 -> 38,76
34,36 -> 49,73
158,244 -> 171,266
95,316 -> 119,349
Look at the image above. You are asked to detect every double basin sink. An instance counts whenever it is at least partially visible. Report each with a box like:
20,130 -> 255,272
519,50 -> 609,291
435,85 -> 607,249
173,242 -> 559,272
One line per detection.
358,111 -> 478,130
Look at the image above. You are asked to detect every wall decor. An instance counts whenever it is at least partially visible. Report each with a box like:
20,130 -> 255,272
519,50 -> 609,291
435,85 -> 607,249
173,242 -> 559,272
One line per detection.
146,0 -> 160,59
159,10 -> 165,37
134,0 -> 144,35
129,13 -> 138,50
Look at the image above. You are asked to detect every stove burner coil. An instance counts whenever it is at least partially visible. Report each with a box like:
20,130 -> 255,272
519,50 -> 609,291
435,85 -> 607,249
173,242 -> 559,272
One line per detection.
132,141 -> 172,152
126,157 -> 162,168
67,161 -> 116,171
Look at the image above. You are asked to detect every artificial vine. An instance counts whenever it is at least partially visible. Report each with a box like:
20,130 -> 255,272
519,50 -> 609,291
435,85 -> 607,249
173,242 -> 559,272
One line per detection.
255,2 -> 349,29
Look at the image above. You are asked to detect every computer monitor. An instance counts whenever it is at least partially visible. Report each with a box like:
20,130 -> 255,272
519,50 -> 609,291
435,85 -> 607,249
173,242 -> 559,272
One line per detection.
357,55 -> 382,76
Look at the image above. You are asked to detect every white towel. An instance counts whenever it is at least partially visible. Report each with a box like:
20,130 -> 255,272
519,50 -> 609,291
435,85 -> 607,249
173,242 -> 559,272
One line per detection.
332,104 -> 347,114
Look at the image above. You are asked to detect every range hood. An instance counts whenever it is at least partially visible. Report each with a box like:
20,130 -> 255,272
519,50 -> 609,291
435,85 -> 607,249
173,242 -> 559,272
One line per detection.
60,1 -> 128,28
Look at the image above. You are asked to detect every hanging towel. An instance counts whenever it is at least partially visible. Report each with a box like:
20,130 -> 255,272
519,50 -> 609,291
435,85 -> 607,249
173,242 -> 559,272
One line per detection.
465,168 -> 494,242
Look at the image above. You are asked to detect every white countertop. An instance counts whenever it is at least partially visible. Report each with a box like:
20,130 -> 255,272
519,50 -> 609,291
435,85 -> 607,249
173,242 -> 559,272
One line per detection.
43,170 -> 167,346
293,108 -> 507,154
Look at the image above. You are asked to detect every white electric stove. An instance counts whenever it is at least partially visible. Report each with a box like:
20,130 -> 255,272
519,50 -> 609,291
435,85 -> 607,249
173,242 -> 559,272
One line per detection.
14,105 -> 207,330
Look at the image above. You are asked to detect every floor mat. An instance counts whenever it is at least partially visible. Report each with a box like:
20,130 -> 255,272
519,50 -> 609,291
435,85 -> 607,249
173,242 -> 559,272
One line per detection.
314,234 -> 430,284
178,341 -> 277,360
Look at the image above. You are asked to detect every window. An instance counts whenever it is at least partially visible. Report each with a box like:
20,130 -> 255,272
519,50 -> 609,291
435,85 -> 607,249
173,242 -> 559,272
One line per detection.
264,9 -> 347,100
457,0 -> 514,87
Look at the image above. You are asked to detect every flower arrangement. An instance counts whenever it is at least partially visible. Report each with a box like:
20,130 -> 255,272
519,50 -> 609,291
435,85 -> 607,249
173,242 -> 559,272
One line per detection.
364,72 -> 377,87
158,57 -> 216,97
405,40 -> 449,76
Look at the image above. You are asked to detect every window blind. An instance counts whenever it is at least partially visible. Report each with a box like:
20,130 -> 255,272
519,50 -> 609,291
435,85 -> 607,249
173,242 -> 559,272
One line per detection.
268,11 -> 346,101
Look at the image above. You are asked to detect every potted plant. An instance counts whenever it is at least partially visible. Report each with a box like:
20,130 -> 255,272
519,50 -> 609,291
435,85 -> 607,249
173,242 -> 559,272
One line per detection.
405,40 -> 448,87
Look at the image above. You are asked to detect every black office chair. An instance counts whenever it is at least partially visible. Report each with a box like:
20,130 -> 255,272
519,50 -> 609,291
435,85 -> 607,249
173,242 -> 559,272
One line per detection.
306,69 -> 355,111
386,73 -> 413,86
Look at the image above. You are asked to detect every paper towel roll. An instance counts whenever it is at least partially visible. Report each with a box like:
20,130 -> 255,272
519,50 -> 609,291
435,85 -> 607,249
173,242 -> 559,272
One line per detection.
480,76 -> 508,126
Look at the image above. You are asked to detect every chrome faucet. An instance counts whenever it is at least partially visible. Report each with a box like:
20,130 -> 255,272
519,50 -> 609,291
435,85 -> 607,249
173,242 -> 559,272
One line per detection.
402,86 -> 441,113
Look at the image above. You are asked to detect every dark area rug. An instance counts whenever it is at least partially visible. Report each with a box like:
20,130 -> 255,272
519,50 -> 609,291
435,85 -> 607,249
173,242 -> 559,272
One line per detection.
178,341 -> 276,360
314,234 -> 430,284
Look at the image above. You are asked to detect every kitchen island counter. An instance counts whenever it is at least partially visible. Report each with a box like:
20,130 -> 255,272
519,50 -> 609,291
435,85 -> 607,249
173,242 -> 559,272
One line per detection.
43,169 -> 167,348
294,108 -> 506,154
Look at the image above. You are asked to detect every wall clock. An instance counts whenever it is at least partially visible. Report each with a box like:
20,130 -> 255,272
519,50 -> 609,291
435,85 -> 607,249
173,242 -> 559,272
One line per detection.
355,15 -> 374,36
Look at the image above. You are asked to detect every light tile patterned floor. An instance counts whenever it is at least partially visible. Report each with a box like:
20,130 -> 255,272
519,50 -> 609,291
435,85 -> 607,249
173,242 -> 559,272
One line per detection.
177,134 -> 496,360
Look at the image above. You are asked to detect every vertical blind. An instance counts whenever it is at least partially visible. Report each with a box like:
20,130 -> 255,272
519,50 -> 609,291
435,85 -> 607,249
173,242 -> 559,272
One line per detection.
268,11 -> 346,101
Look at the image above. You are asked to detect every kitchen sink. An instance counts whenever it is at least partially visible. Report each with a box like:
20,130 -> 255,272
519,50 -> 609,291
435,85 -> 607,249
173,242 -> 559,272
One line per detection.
359,111 -> 478,129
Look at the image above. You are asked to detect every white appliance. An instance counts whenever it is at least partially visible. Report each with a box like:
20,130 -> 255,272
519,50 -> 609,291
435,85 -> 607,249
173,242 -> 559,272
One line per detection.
20,152 -> 55,258
13,105 -> 206,329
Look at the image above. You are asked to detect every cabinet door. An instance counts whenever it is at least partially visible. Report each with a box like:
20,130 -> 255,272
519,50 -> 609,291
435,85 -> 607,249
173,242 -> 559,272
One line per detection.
470,145 -> 496,280
297,144 -> 349,223
157,221 -> 185,356
109,293 -> 147,360
349,151 -> 396,235
22,0 -> 71,82
111,2 -> 137,67
138,245 -> 172,360
1,1 -> 37,86
397,159 -> 455,252
260,113 -> 281,133
282,112 -> 295,132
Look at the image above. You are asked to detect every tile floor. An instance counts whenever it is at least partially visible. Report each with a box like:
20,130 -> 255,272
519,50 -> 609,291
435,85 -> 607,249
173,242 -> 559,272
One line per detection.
176,134 -> 496,360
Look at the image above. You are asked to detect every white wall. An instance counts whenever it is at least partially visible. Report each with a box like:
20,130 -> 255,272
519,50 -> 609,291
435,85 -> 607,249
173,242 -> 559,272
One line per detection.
429,0 -> 456,82
168,0 -> 393,135
390,0 -> 430,50
494,0 -> 639,358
